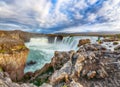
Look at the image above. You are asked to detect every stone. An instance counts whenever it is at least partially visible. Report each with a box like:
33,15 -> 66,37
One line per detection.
87,71 -> 96,79
78,39 -> 90,47
40,83 -> 52,87
27,61 -> 37,66
113,41 -> 119,45
49,61 -> 72,85
114,45 -> 120,51
69,81 -> 83,87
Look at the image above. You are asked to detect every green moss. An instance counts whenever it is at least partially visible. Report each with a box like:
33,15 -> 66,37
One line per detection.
62,85 -> 68,87
0,66 -> 3,72
113,41 -> 119,45
0,50 -> 6,53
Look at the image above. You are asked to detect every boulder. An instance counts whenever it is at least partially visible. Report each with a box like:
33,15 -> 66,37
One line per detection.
0,38 -> 29,81
27,61 -> 37,66
78,39 -> 90,47
69,81 -> 83,87
51,51 -> 73,71
114,45 -> 120,51
0,72 -> 36,87
40,83 -> 52,87
49,61 -> 72,85
113,41 -> 119,45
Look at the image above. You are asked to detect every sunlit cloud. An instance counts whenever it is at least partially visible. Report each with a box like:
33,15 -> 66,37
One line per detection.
0,0 -> 120,33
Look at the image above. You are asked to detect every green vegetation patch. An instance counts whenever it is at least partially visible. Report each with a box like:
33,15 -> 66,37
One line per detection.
0,66 -> 3,72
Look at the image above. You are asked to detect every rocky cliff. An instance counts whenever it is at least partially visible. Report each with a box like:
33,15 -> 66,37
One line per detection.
24,40 -> 120,87
0,37 -> 29,81
0,30 -> 45,42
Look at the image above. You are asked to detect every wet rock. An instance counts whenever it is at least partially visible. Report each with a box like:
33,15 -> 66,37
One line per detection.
27,61 -> 37,66
78,39 -> 90,47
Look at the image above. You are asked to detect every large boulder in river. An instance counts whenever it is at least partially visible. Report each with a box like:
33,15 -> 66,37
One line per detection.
78,39 -> 90,47
0,37 -> 29,81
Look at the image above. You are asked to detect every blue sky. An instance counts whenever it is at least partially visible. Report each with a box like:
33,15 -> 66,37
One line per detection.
0,0 -> 120,33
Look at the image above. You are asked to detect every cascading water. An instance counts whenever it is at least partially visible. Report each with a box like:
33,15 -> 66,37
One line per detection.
24,36 -> 98,73
54,37 -> 57,44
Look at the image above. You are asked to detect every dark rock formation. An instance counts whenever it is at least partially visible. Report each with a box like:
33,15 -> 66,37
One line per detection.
0,37 -> 29,81
27,61 -> 37,66
48,35 -> 63,43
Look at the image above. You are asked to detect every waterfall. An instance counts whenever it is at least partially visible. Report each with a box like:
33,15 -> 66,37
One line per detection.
25,36 -> 99,73
54,37 -> 57,44
26,37 -> 49,47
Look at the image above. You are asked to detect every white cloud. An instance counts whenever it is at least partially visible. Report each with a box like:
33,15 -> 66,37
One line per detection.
87,0 -> 98,5
0,0 -> 120,32
87,13 -> 97,22
55,21 -> 120,33
98,0 -> 120,22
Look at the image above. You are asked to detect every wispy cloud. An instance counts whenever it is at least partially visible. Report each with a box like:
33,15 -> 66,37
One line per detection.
0,0 -> 120,33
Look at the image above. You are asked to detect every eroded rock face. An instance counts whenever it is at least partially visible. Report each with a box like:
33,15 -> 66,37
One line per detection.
51,50 -> 75,71
78,39 -> 90,47
0,38 -> 29,81
50,61 -> 72,85
48,44 -> 120,87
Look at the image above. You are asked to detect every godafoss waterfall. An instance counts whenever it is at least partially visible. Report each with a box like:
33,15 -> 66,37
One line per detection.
24,36 -> 120,73
24,36 -> 98,73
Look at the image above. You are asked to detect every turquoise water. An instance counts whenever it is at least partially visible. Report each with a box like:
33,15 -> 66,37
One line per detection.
24,36 -> 98,73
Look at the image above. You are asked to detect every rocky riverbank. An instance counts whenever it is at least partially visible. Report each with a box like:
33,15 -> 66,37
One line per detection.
0,34 -> 120,87
23,39 -> 120,87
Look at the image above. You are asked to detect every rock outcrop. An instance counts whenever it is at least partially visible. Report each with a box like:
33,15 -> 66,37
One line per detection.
0,72 -> 37,87
0,37 -> 29,81
20,38 -> 120,87
78,39 -> 90,47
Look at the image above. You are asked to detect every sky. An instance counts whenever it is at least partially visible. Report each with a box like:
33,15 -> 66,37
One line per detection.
0,0 -> 120,33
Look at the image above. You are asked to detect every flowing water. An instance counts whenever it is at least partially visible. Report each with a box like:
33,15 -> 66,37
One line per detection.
24,36 -> 99,73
